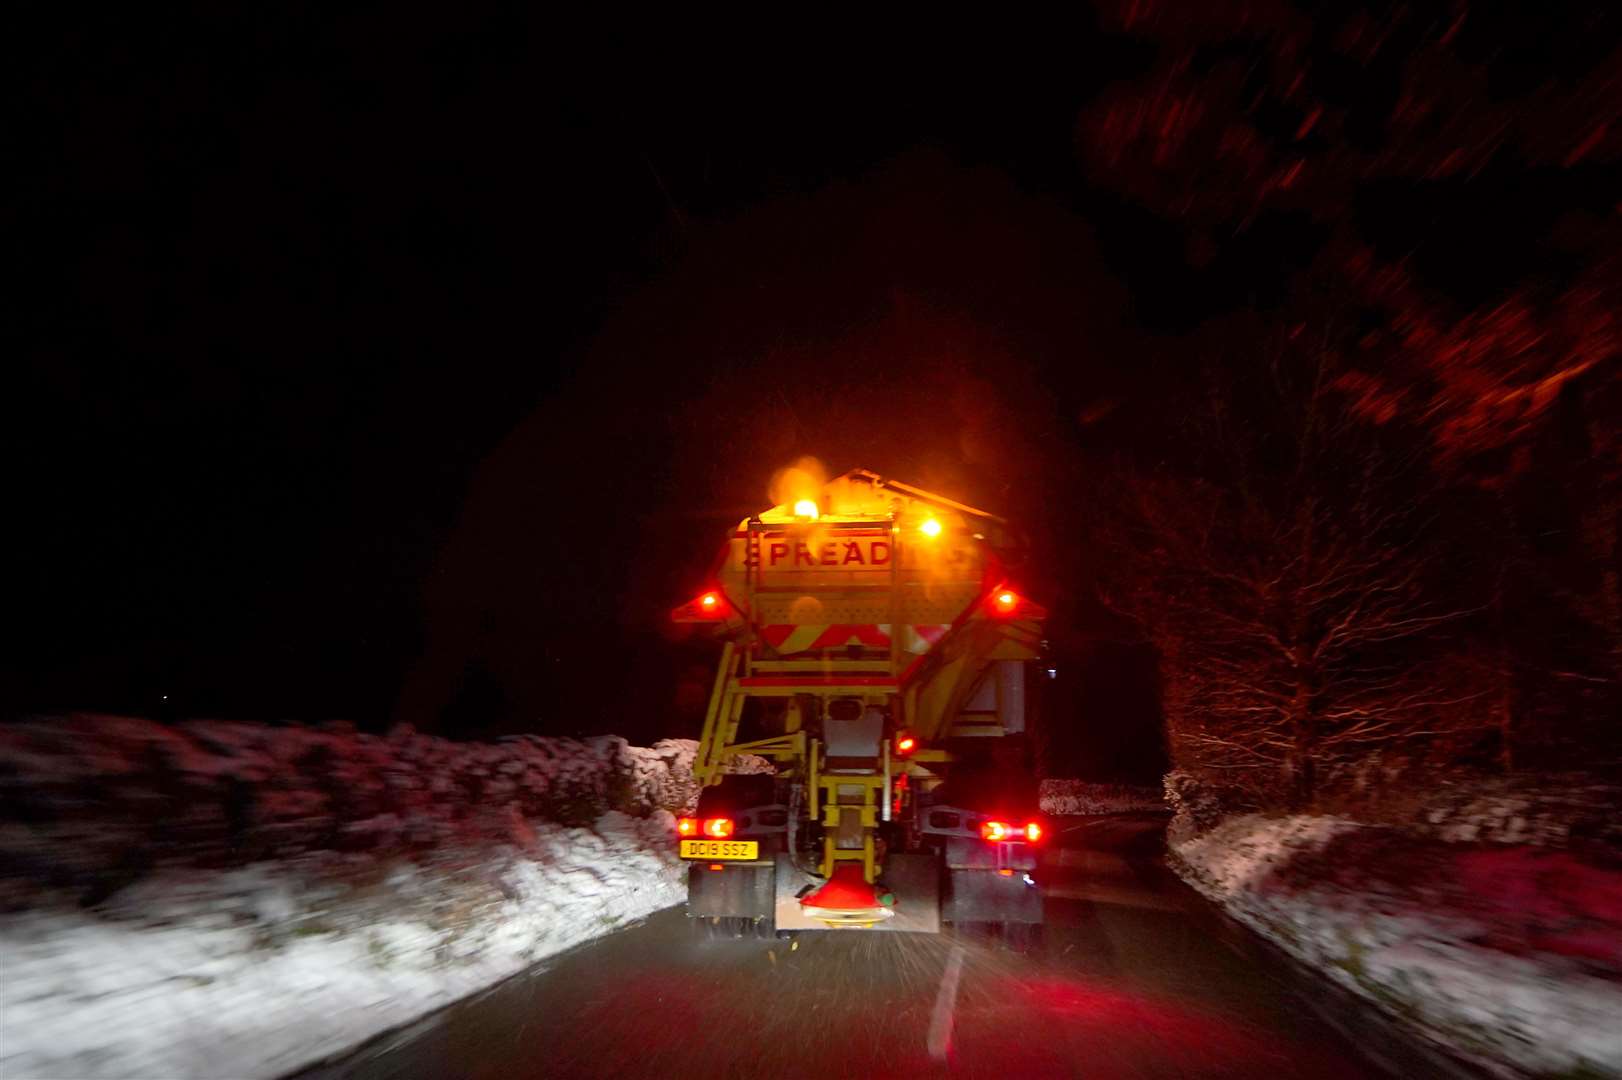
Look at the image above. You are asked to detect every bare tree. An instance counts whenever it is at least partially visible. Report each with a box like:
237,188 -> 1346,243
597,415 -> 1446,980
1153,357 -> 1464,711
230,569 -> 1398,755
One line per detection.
1097,349 -> 1480,806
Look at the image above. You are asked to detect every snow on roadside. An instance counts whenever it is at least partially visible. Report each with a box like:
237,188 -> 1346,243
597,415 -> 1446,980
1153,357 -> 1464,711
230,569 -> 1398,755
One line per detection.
1039,779 -> 1168,816
1172,814 -> 1622,1078
0,812 -> 685,1080
1174,813 -> 1357,896
0,717 -> 778,1080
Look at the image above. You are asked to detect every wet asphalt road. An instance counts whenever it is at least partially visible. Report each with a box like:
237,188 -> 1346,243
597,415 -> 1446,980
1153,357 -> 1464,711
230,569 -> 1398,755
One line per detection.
297,816 -> 1409,1080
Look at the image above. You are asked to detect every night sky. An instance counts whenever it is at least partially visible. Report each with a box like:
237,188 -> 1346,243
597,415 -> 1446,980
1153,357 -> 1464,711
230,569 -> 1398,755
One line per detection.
12,7 -> 1618,778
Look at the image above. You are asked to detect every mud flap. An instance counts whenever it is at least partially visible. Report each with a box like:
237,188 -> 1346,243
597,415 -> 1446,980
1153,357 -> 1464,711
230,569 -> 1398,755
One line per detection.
772,852 -> 942,932
687,861 -> 774,920
943,866 -> 1043,925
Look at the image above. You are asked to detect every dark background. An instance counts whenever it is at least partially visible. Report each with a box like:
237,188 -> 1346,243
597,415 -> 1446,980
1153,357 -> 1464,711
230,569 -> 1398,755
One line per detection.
11,7 -> 1618,784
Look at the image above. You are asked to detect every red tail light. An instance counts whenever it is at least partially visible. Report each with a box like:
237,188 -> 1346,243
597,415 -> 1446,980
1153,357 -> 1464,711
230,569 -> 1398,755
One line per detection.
981,819 -> 1043,843
990,589 -> 1020,616
676,817 -> 697,837
673,590 -> 728,622
894,732 -> 917,755
702,817 -> 734,839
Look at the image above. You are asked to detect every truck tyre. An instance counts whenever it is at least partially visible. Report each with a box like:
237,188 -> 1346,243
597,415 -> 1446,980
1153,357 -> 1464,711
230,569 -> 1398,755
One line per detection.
1001,921 -> 1042,953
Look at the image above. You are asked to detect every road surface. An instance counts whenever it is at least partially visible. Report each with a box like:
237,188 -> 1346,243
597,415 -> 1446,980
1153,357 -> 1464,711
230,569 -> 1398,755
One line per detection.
297,815 -> 1430,1079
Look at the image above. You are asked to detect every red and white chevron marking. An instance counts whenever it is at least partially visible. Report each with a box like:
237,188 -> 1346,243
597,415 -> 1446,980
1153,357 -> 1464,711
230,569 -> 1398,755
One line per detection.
758,624 -> 949,655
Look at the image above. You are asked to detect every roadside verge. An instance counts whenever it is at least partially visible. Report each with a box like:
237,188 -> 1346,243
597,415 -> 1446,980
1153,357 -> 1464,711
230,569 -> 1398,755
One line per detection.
1169,812 -> 1622,1077
0,716 -> 763,1080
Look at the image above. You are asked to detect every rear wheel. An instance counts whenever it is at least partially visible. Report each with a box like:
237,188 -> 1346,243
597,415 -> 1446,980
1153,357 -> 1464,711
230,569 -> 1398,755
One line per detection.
694,915 -> 737,940
947,919 -> 991,943
1000,921 -> 1042,954
700,915 -> 770,940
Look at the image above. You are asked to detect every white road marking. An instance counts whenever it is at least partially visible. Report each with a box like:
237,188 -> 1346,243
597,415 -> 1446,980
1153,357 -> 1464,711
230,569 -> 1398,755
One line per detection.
926,944 -> 967,1060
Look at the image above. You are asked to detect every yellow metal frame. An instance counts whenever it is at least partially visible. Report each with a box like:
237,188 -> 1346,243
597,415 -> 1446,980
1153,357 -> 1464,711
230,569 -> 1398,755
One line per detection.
817,773 -> 884,880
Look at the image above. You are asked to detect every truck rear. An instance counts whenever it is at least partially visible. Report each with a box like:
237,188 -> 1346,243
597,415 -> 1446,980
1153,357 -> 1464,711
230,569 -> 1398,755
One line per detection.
671,468 -> 1047,935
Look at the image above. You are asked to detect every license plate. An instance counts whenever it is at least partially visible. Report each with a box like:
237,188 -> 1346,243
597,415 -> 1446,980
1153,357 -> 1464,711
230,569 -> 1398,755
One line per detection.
679,839 -> 760,860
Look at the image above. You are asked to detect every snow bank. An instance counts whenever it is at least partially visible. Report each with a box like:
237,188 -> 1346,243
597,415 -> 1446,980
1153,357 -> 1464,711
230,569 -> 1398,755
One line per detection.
1038,779 -> 1167,816
1172,814 -> 1622,1077
0,716 -> 769,1080
0,715 -> 770,908
1,813 -> 684,1080
1174,814 -> 1358,896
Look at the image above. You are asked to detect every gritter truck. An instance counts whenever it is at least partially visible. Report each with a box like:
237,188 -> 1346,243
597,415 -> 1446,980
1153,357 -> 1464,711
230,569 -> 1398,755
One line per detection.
671,467 -> 1048,936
